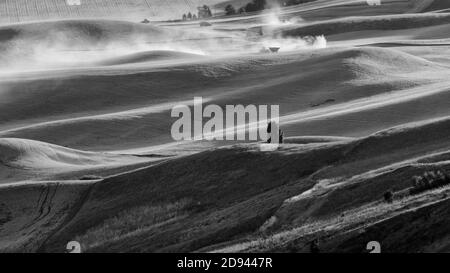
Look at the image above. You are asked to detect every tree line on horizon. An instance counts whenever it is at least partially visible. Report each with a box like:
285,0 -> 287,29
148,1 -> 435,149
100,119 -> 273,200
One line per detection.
178,0 -> 317,21
224,0 -> 317,16
181,5 -> 213,21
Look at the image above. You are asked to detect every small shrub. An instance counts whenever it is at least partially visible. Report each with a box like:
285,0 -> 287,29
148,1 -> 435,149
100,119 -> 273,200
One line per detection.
410,170 -> 450,195
383,190 -> 394,203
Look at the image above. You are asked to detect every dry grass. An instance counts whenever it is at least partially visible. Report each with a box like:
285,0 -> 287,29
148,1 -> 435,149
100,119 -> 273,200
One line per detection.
75,199 -> 191,250
213,184 -> 450,253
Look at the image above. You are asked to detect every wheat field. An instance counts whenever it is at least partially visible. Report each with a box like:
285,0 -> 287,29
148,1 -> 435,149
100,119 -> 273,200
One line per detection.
0,0 -> 215,23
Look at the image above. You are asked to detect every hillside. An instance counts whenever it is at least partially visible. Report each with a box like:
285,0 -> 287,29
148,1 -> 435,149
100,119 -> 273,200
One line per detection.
278,13 -> 450,37
2,34 -> 450,151
1,116 -> 449,252
423,0 -> 450,12
0,0 -> 442,24
0,138 -> 155,184
1,0 -> 450,253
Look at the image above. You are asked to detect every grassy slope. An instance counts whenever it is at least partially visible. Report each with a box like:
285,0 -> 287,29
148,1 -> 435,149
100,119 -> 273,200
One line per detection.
1,1 -> 450,253
0,181 -> 92,252
207,120 -> 450,253
279,13 -> 450,37
213,185 -> 450,253
12,116 -> 443,252
207,0 -> 426,25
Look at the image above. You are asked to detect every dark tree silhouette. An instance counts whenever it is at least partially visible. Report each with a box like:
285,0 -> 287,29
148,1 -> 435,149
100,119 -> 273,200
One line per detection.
242,0 -> 267,12
203,5 -> 213,17
384,190 -> 394,203
225,4 -> 236,16
266,122 -> 284,144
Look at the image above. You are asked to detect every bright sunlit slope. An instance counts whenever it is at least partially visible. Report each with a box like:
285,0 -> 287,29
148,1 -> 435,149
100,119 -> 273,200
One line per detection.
1,44 -> 450,151
0,138 -> 152,184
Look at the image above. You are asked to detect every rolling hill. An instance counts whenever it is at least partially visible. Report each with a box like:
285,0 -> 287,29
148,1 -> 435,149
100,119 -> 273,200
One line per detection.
1,0 -> 450,253
1,116 -> 449,252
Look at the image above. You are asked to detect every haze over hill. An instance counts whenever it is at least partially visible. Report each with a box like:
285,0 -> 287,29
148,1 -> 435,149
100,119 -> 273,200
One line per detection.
1,0 -> 450,253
